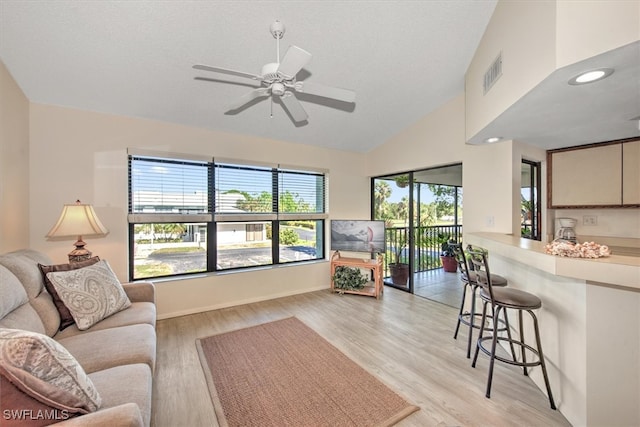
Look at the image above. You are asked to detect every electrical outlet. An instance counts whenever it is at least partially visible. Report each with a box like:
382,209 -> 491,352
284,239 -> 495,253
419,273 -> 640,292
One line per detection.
583,215 -> 597,226
485,216 -> 495,228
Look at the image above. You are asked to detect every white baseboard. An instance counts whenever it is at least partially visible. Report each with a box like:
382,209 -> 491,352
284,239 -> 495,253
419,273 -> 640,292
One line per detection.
156,285 -> 330,320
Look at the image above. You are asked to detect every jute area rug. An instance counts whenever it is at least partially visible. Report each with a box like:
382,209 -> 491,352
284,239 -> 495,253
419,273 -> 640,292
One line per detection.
196,317 -> 419,427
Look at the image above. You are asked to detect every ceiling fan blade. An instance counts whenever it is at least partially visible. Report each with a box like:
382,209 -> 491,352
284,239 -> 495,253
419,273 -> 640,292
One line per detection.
277,45 -> 312,79
193,64 -> 262,81
194,77 -> 260,88
297,81 -> 356,103
226,88 -> 270,111
280,92 -> 308,122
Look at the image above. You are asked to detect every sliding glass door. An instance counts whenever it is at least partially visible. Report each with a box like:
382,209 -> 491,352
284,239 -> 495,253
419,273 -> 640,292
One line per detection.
371,165 -> 462,293
372,164 -> 463,296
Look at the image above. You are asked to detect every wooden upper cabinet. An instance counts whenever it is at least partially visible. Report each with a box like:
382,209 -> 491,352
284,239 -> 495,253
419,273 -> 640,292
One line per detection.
550,144 -> 621,207
622,140 -> 640,205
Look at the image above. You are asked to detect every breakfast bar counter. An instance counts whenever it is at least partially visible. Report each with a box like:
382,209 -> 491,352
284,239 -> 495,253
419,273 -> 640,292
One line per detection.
465,232 -> 640,427
466,232 -> 640,289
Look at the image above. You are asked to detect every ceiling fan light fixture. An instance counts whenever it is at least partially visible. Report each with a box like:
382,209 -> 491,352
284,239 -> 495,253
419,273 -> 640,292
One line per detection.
568,68 -> 614,85
272,82 -> 285,96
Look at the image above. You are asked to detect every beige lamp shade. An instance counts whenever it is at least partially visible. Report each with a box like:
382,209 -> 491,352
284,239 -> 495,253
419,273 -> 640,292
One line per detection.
46,200 -> 108,262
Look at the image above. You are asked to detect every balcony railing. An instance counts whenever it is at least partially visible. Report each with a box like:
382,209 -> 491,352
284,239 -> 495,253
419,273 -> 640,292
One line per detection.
384,224 -> 462,276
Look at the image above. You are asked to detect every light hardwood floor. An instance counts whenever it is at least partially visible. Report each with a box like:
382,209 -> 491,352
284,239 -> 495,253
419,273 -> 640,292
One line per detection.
152,287 -> 572,427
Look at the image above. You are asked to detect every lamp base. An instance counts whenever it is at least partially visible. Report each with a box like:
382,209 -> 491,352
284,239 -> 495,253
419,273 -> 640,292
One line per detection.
69,247 -> 91,262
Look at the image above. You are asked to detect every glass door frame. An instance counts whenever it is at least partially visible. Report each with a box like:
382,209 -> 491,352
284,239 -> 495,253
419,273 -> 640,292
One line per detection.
371,163 -> 463,294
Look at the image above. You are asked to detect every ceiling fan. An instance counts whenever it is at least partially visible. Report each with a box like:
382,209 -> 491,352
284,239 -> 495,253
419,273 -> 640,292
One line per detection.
193,20 -> 356,123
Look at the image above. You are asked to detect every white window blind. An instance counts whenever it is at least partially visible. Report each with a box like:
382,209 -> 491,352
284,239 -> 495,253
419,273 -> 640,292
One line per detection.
128,156 -> 212,223
214,163 -> 276,221
278,168 -> 327,220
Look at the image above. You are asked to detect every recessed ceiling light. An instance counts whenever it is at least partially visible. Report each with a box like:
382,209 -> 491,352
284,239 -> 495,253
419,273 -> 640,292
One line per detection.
568,68 -> 614,85
484,137 -> 502,144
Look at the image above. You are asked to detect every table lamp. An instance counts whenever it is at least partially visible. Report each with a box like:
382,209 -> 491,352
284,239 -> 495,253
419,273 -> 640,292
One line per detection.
46,200 -> 109,262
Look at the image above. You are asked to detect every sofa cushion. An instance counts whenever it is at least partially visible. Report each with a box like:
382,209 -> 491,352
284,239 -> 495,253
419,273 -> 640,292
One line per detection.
54,302 -> 156,340
0,265 -> 28,319
0,329 -> 102,414
0,304 -> 47,335
46,260 -> 131,331
57,324 -> 156,374
88,364 -> 152,427
0,250 -> 52,299
50,403 -> 144,427
38,257 -> 101,331
0,375 -> 79,426
0,250 -> 61,336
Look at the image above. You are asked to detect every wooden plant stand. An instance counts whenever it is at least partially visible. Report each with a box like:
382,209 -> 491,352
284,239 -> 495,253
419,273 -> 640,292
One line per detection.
330,251 -> 384,298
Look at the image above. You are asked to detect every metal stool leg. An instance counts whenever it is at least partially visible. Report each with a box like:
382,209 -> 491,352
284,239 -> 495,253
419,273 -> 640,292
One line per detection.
453,281 -> 468,339
466,284 -> 479,358
471,300 -> 488,368
519,309 -> 528,376
485,305 -> 503,398
502,309 -> 517,363
530,310 -> 557,410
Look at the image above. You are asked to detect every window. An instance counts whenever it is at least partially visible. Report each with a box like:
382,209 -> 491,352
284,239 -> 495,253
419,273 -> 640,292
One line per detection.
521,159 -> 541,240
128,152 -> 326,280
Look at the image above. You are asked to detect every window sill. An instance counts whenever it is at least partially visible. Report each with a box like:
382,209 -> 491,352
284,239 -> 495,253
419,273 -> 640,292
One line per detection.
137,258 -> 329,284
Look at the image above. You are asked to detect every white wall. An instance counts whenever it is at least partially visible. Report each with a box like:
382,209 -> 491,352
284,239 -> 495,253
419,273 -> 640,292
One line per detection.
555,0 -> 640,68
0,61 -> 30,252
367,94 -> 466,176
27,103 -> 369,318
463,140 -> 515,234
465,0 -> 557,141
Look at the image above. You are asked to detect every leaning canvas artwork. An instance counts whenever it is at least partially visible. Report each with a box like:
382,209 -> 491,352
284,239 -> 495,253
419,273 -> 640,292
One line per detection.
330,220 -> 385,253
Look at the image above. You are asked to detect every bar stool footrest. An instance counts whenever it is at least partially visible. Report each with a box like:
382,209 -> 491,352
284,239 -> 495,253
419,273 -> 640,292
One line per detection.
477,336 -> 543,368
458,312 -> 509,333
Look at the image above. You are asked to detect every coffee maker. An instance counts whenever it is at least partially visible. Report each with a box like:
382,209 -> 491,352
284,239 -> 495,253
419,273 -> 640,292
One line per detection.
556,218 -> 577,243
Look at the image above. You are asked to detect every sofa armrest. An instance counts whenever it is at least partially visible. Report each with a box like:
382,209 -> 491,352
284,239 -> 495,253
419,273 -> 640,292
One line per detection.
49,403 -> 144,427
122,282 -> 155,304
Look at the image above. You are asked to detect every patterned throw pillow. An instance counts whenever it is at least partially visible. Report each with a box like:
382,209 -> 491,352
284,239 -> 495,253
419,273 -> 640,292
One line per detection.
38,257 -> 101,330
46,260 -> 131,331
0,328 -> 102,414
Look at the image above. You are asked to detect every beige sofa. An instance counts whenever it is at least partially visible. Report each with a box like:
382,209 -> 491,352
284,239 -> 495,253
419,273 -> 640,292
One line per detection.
0,249 -> 156,426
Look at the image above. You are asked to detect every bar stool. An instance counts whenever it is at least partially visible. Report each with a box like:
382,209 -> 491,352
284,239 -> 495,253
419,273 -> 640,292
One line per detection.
467,247 -> 556,410
451,243 -> 509,358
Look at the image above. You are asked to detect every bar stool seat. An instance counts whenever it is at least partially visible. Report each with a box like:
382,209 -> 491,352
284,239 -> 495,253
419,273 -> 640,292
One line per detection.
468,247 -> 556,410
465,271 -> 508,286
483,287 -> 541,309
451,243 -> 509,358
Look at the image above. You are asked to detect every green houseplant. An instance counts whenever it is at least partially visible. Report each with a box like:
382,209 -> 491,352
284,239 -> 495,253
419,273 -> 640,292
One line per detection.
440,239 -> 458,273
332,266 -> 368,291
388,234 -> 409,286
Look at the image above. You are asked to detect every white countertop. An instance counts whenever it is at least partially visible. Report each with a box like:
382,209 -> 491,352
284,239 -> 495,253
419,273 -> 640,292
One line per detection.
466,232 -> 640,290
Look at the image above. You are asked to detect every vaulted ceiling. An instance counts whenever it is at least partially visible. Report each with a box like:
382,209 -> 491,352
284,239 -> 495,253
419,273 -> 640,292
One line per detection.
0,1 -> 498,152
3,2 -> 638,154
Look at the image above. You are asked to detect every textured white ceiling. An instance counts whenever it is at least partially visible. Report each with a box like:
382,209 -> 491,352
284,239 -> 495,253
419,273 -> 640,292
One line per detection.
0,0 -> 498,152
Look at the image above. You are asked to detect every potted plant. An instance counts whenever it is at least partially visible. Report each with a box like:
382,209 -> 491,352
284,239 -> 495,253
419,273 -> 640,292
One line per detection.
394,174 -> 410,188
332,266 -> 368,291
440,240 -> 459,273
388,234 -> 409,286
